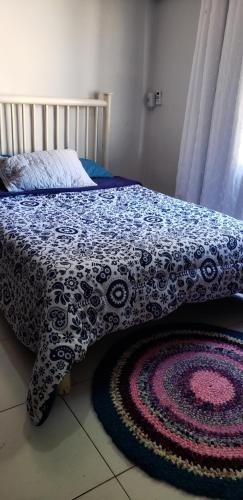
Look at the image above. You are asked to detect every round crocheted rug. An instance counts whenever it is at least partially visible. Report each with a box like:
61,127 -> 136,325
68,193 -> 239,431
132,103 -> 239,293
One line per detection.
92,324 -> 243,500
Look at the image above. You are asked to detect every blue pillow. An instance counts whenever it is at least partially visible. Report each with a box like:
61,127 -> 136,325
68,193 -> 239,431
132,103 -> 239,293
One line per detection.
80,158 -> 113,178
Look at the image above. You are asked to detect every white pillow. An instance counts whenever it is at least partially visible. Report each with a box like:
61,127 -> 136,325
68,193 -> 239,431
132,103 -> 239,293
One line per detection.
0,149 -> 96,192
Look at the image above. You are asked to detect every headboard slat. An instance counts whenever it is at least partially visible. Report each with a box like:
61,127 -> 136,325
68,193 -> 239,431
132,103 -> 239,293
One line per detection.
44,105 -> 49,150
85,107 -> 89,158
22,104 -> 26,153
75,107 -> 79,152
65,106 -> 70,149
31,104 -> 36,151
55,106 -> 59,150
0,93 -> 112,168
0,104 -> 3,153
10,104 -> 14,155
94,107 -> 98,162
16,105 -> 22,153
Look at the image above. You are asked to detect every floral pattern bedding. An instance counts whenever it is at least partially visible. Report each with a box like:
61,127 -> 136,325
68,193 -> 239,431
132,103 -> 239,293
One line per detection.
0,184 -> 242,425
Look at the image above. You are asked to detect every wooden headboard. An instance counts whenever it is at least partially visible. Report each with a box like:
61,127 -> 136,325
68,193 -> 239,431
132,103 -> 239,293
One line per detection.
0,92 -> 112,168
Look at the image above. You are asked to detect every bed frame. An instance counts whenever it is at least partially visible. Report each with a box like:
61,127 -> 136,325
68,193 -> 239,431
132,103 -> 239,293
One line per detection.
0,92 -> 112,396
0,92 -> 112,168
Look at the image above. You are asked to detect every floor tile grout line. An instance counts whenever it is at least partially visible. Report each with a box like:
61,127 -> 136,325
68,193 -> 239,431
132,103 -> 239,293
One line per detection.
70,477 -> 115,500
0,398 -> 132,500
115,466 -> 136,477
63,398 -> 132,500
62,397 -> 117,478
0,401 -> 25,414
114,476 -> 132,500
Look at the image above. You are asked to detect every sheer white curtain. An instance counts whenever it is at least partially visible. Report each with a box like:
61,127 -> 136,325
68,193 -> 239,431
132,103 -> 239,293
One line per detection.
176,0 -> 243,219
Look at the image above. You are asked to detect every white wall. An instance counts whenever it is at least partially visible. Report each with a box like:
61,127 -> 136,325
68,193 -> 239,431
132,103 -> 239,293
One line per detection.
142,0 -> 201,195
0,0 -> 152,178
0,0 -> 201,187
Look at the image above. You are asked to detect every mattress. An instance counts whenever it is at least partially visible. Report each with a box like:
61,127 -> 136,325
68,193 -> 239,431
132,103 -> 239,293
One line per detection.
0,181 -> 242,424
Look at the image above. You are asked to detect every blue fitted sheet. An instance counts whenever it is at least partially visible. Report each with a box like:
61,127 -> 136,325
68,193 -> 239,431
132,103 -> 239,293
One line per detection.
0,175 -> 140,197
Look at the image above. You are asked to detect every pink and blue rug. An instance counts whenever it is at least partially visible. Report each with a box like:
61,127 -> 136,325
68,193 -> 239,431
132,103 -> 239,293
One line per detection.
92,324 -> 243,499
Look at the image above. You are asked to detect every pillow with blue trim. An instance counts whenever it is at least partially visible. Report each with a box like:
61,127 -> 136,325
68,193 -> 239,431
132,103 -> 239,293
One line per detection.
80,158 -> 113,178
0,150 -> 96,191
0,154 -> 113,189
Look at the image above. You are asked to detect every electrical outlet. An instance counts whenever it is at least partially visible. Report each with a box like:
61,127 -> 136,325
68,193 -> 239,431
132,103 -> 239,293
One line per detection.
145,91 -> 162,109
155,91 -> 162,106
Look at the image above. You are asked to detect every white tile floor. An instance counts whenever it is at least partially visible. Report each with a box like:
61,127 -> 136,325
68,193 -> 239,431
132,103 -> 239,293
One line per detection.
0,296 -> 242,500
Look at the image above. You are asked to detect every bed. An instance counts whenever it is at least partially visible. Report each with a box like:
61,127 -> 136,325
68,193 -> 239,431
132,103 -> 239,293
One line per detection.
0,94 -> 243,425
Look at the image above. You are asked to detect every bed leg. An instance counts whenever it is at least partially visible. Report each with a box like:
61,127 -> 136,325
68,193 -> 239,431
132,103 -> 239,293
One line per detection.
58,373 -> 71,396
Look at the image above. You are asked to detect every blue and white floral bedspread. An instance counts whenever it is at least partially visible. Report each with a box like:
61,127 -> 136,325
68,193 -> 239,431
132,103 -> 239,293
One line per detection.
0,184 -> 243,424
